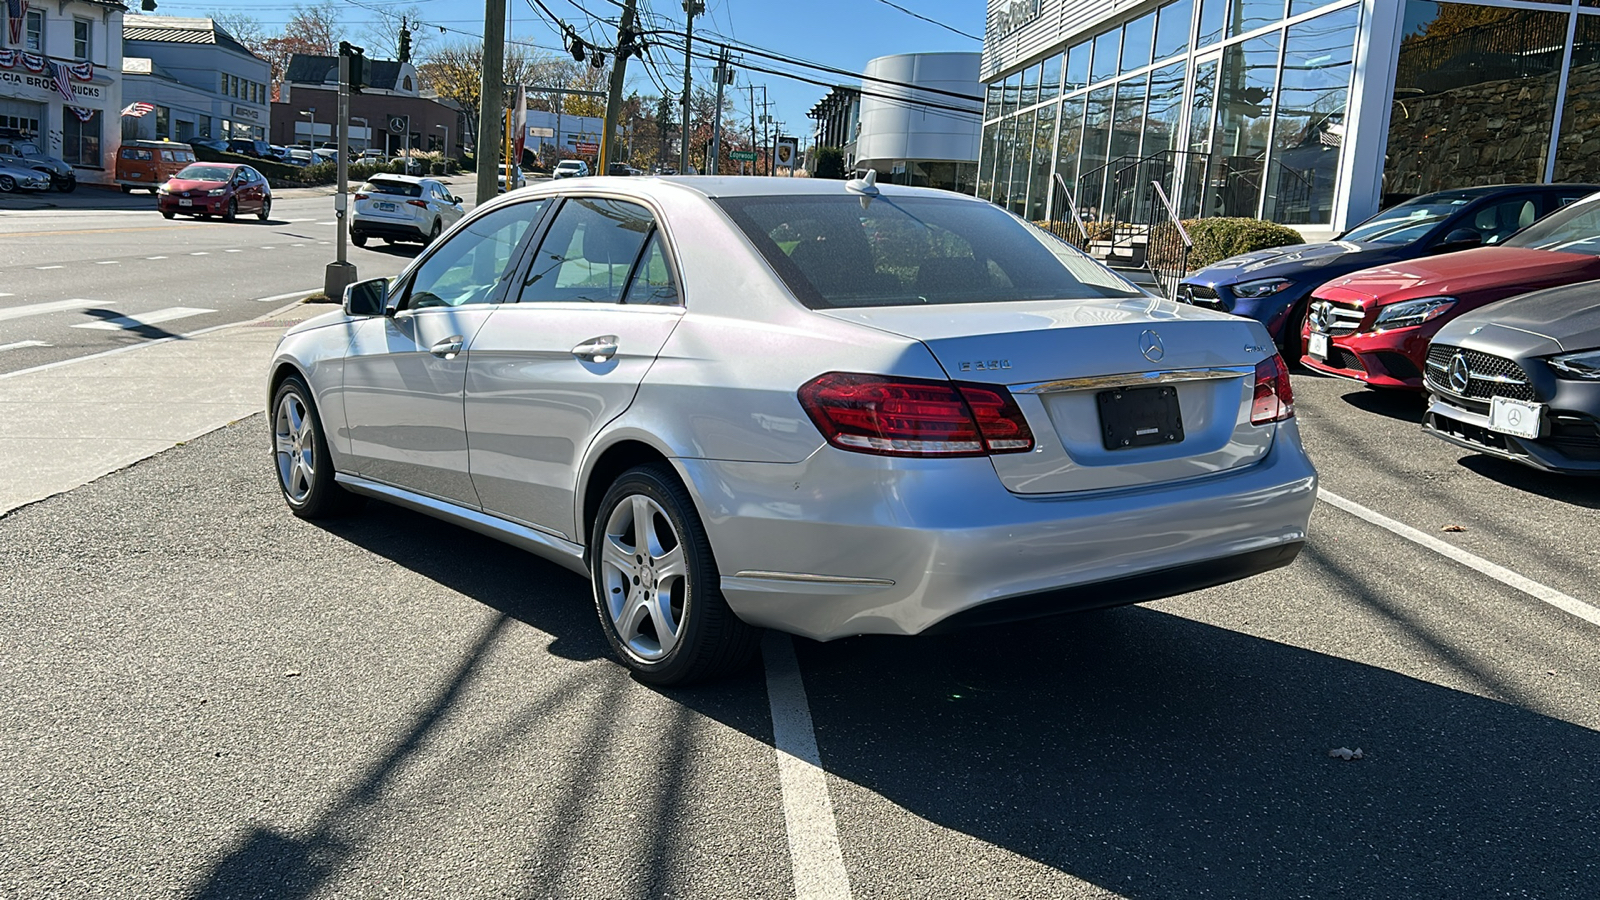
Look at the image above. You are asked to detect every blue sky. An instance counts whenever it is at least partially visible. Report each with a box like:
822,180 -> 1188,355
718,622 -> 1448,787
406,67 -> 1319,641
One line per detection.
154,0 -> 988,141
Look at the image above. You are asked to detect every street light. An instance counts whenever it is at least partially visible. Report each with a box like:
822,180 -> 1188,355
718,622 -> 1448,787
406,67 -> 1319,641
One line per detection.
435,123 -> 449,158
351,116 -> 369,152
299,108 -> 315,146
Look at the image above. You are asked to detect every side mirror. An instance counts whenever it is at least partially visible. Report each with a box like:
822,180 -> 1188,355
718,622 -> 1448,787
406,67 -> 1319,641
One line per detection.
450,195 -> 462,204
1435,228 -> 1483,252
344,277 -> 390,317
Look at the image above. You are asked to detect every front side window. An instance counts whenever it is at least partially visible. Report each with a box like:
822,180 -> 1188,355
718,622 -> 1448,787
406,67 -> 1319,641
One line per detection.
74,19 -> 90,59
1505,195 -> 1600,255
24,9 -> 43,52
1340,194 -> 1476,244
519,198 -> 655,304
403,200 -> 546,310
716,195 -> 1141,310
62,108 -> 100,167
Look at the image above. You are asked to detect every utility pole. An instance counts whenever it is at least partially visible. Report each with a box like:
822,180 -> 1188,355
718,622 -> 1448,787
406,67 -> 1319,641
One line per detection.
680,0 -> 702,173
707,47 -> 729,176
324,47 -> 357,299
477,0 -> 507,205
748,82 -> 757,176
760,86 -> 772,176
599,0 -> 638,174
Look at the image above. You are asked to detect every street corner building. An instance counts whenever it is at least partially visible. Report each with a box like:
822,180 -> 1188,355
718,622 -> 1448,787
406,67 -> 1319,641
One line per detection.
120,15 -> 272,145
979,0 -> 1600,238
0,0 -> 125,185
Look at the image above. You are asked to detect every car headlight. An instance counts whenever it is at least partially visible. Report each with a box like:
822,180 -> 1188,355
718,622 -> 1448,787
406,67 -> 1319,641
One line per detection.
1232,277 -> 1294,299
207,188 -> 226,196
156,185 -> 169,195
1547,349 -> 1600,380
1373,296 -> 1455,331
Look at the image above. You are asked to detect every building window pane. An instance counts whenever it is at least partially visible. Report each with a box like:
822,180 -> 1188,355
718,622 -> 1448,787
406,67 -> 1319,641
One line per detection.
1010,108 -> 1035,214
979,121 -> 1000,199
74,20 -> 90,59
1384,2 -> 1565,203
1155,0 -> 1193,61
1197,0 -> 1225,48
1020,63 -> 1041,108
1229,0 -> 1287,38
984,83 -> 1002,122
1040,53 -> 1063,104
155,105 -> 169,139
1183,59 -> 1219,217
997,115 -> 1019,207
1209,32 -> 1281,217
1065,40 -> 1091,94
1057,96 -> 1085,191
1554,15 -> 1600,181
1112,74 -> 1150,165
1091,29 -> 1121,84
24,10 -> 43,52
1080,86 -> 1115,217
1002,72 -> 1020,117
1028,100 -> 1056,221
1288,0 -> 1334,16
1263,5 -> 1358,224
1122,12 -> 1156,74
1144,62 -> 1187,157
63,109 -> 100,166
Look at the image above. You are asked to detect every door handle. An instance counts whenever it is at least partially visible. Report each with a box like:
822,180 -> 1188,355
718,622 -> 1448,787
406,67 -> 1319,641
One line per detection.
572,335 -> 619,363
430,335 -> 464,358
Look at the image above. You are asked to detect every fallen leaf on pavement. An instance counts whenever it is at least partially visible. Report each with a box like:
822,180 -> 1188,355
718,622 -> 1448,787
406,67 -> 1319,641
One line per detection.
1442,524 -> 1466,533
1328,747 -> 1364,760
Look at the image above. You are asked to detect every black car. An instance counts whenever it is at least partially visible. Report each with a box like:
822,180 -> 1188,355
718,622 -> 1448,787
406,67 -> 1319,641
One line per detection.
1424,205 -> 1600,475
1177,184 -> 1600,359
227,139 -> 272,158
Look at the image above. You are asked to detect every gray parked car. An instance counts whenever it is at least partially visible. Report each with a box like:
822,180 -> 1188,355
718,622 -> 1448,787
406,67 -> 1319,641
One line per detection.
0,158 -> 52,192
0,138 -> 75,192
266,177 -> 1317,684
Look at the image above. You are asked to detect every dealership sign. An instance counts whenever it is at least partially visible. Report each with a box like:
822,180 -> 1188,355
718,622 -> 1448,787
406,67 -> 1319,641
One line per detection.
988,0 -> 1041,39
0,69 -> 103,102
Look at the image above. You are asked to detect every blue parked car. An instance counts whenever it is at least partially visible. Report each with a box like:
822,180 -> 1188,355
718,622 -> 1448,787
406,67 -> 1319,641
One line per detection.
1176,184 -> 1599,360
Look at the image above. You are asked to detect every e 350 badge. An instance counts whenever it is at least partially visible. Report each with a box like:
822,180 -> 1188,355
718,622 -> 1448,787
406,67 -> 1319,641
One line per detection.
959,360 -> 1012,372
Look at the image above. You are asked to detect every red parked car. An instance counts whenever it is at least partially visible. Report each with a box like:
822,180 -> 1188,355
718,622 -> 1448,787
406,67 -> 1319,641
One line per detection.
157,162 -> 272,222
1302,192 -> 1600,389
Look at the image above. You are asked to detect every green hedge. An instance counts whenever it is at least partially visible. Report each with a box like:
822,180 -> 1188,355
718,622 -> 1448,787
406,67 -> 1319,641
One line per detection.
1182,217 -> 1306,269
190,145 -> 456,187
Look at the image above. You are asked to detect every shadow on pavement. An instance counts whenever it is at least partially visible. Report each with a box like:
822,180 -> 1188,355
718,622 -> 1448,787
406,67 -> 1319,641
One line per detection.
1457,453 -> 1600,508
1337,385 -> 1427,422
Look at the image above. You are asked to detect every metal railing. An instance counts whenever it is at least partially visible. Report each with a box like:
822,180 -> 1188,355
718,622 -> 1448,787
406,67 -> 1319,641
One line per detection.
1146,180 -> 1192,300
1044,171 -> 1091,251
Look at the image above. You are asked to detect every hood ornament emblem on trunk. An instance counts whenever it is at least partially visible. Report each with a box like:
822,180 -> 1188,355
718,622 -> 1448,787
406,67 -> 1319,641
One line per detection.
1140,330 -> 1165,362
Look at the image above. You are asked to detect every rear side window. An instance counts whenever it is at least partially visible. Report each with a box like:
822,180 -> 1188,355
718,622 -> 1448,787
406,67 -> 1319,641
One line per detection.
359,179 -> 422,197
519,197 -> 654,304
716,195 -> 1140,309
122,148 -> 152,159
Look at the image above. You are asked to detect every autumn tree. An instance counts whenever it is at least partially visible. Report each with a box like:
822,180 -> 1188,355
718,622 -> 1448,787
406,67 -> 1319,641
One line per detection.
359,5 -> 427,63
257,1 -> 342,90
416,40 -> 546,138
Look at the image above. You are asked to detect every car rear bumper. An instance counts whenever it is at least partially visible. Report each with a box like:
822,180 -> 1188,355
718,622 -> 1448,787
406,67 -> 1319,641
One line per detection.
351,218 -> 427,240
680,421 -> 1317,640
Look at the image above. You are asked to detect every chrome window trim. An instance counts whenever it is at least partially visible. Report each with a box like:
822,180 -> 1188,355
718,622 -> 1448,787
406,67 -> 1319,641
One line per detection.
1015,365 -> 1253,394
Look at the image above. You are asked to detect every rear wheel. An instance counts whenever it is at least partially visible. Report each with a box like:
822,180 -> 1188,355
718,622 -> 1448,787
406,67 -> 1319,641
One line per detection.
591,464 -> 760,685
271,376 -> 362,519
352,232 -> 367,247
119,185 -> 132,194
425,219 -> 441,245
257,197 -> 271,221
51,172 -> 75,193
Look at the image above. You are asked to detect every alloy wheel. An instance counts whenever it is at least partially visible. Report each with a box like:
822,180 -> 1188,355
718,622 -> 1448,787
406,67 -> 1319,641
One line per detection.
0,174 -> 14,192
273,391 -> 316,504
600,494 -> 687,661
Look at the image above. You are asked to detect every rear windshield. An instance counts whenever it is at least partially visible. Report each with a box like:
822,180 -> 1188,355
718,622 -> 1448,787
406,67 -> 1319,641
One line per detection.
1504,193 -> 1600,255
175,165 -> 233,181
716,194 -> 1141,309
360,179 -> 422,197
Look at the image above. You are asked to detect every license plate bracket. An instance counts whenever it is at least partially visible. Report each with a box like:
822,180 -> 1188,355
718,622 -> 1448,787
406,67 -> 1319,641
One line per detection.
1488,395 -> 1543,439
376,201 -> 398,212
1309,332 -> 1329,360
1098,385 -> 1185,450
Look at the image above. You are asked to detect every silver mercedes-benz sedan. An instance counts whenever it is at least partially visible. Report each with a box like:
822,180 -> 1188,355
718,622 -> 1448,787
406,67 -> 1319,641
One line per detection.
268,175 -> 1317,684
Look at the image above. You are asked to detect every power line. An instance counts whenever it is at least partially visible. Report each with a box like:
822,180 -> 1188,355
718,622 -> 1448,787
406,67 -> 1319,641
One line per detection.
869,0 -> 982,42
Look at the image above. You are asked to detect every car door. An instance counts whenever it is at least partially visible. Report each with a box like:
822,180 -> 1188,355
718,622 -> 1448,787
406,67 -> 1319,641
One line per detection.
435,182 -> 465,228
341,197 -> 552,506
464,195 -> 685,540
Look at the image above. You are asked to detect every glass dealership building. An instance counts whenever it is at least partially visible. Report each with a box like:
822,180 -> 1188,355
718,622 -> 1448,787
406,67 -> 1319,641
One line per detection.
980,0 -> 1600,235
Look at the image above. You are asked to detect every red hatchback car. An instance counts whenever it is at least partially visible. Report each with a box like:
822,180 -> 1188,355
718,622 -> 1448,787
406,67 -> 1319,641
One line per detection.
1302,192 -> 1600,388
157,162 -> 272,221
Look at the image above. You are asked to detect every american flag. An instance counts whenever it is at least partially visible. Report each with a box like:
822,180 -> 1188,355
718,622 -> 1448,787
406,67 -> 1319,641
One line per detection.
50,61 -> 73,103
120,102 -> 155,118
7,0 -> 27,46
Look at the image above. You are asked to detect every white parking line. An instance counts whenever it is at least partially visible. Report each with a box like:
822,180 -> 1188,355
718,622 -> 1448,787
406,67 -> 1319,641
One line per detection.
0,340 -> 49,353
0,293 -> 11,298
72,307 -> 216,331
95,260 -> 119,265
255,290 -> 315,303
0,299 -> 98,323
225,249 -> 242,253
35,265 -> 62,270
763,632 -> 853,900
1318,488 -> 1600,628
146,256 -> 167,260
190,251 -> 209,256
260,246 -> 276,250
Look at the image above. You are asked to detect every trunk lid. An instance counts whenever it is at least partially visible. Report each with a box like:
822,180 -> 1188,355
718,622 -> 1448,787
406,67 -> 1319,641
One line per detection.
816,299 -> 1280,494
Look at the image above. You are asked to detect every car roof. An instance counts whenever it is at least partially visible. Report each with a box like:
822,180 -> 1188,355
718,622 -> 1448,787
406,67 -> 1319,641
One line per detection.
1409,183 -> 1600,203
369,173 -> 424,184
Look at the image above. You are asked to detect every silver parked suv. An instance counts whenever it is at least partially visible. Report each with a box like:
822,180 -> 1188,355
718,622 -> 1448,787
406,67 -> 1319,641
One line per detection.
268,176 -> 1317,684
349,174 -> 464,246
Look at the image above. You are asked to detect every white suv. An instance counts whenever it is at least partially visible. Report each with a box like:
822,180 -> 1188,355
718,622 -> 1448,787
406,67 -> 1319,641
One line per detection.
349,175 -> 464,247
552,159 -> 590,179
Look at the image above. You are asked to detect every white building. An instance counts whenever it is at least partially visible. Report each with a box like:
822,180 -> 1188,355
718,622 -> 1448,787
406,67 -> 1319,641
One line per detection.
121,16 -> 270,143
0,0 -> 125,184
853,52 -> 983,193
981,0 -> 1600,237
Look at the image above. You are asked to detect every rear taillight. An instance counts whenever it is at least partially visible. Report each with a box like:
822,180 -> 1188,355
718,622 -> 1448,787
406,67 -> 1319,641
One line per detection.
407,199 -> 428,208
1251,354 -> 1295,425
798,373 -> 1034,457
354,192 -> 368,200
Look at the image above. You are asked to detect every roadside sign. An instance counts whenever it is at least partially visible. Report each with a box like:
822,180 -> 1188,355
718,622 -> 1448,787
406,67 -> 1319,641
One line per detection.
730,150 -> 757,162
388,115 -> 408,134
775,137 -> 798,169
528,126 -> 555,138
575,141 -> 599,154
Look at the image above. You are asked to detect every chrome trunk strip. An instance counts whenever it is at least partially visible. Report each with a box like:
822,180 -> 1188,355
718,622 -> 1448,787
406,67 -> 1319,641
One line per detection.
732,570 -> 897,587
1015,366 -> 1253,394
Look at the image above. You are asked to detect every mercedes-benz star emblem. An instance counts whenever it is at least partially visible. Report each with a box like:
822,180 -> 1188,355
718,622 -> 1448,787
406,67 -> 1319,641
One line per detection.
1140,330 -> 1165,363
1448,353 -> 1471,393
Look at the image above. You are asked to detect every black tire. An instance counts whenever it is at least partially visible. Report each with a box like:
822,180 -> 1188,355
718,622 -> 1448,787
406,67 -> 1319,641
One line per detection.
119,185 -> 132,194
1279,298 -> 1309,367
590,464 -> 760,685
223,198 -> 237,221
161,210 -> 175,219
52,173 -> 75,193
270,376 -> 363,519
0,174 -> 14,192
352,232 -> 367,247
257,197 -> 271,221
425,219 -> 441,245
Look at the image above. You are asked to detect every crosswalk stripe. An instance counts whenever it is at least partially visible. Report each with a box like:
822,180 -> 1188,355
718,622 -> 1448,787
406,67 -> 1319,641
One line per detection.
0,340 -> 50,353
72,307 -> 216,331
0,299 -> 98,323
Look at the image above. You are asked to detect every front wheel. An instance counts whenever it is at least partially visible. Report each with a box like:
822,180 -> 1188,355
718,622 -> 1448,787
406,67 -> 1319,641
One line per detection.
271,376 -> 362,519
1279,298 -> 1309,367
223,198 -> 237,221
0,174 -> 15,192
161,210 -> 175,219
591,464 -> 760,685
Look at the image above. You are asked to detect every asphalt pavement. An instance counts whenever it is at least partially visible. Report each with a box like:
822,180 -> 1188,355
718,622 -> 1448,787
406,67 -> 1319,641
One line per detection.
1,201 -> 1598,898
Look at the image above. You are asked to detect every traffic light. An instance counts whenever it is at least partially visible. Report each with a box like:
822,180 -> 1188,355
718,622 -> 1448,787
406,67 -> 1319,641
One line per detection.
398,23 -> 412,63
339,41 -> 367,94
